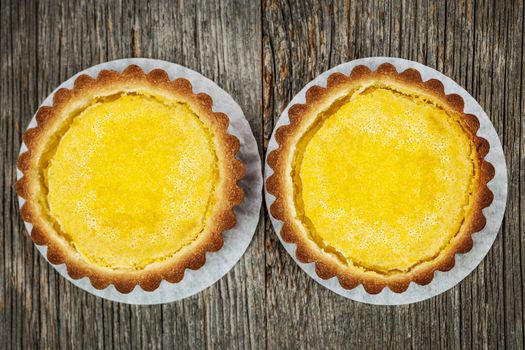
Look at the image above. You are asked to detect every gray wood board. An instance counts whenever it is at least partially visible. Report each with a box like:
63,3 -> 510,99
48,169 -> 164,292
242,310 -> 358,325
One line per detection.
1,0 -> 523,349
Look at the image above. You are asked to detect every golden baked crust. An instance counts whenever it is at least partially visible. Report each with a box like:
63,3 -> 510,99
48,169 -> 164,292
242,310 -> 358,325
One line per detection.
266,63 -> 494,294
16,65 -> 244,293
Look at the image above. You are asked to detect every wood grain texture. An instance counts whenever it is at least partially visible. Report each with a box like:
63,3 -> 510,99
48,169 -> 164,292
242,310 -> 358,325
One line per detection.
0,0 -> 523,349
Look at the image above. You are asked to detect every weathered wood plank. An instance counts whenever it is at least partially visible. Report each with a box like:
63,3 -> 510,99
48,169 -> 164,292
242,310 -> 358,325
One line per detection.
186,0 -> 265,349
498,1 -> 525,348
1,0 -> 263,349
262,0 -> 523,349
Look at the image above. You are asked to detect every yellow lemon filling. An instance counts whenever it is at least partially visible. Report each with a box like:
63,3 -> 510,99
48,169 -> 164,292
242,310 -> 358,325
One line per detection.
293,87 -> 478,273
42,93 -> 218,269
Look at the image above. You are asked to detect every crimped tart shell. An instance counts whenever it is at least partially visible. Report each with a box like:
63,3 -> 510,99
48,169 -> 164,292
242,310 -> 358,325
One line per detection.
16,65 -> 244,293
266,63 -> 495,294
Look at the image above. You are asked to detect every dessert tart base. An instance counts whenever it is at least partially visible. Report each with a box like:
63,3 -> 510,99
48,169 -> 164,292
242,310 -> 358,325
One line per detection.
17,59 -> 262,304
264,57 -> 507,305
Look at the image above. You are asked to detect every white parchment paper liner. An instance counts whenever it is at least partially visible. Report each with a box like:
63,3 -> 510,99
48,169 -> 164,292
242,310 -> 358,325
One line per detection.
264,57 -> 507,305
17,58 -> 262,304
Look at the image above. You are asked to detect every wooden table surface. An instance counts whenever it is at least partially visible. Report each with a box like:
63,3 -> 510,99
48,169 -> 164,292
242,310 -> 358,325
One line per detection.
1,0 -> 524,349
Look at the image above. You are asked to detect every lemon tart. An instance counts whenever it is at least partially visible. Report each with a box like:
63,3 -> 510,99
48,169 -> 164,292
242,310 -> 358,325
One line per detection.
16,65 -> 244,293
267,63 -> 494,294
